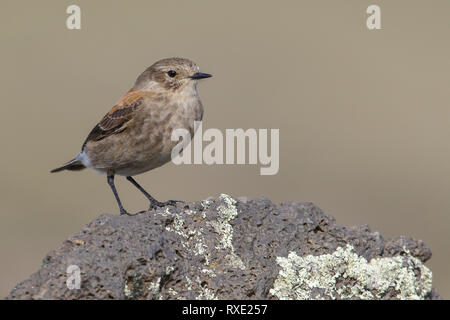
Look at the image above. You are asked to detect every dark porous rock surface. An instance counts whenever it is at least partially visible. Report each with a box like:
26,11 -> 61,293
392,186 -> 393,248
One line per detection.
7,194 -> 440,300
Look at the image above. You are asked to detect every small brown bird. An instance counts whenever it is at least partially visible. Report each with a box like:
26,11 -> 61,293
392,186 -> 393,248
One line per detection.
51,57 -> 212,215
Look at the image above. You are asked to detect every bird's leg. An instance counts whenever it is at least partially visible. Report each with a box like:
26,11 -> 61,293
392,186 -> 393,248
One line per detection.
107,174 -> 130,216
126,176 -> 181,211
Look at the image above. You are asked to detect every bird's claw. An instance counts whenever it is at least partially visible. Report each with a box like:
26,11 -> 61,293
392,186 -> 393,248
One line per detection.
120,209 -> 134,216
148,199 -> 182,211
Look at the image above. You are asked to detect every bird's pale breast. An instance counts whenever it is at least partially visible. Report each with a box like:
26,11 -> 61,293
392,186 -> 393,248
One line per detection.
83,87 -> 203,176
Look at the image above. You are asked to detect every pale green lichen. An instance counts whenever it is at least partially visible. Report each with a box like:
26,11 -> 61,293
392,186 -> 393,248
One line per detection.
270,244 -> 432,300
168,288 -> 178,296
123,274 -> 143,299
168,214 -> 185,237
166,214 -> 209,264
196,287 -> 217,300
201,198 -> 213,209
226,253 -> 246,270
185,275 -> 193,291
164,194 -> 244,273
166,265 -> 175,275
165,212 -> 210,262
201,268 -> 217,278
123,281 -> 133,298
201,199 -> 213,218
161,194 -> 246,299
148,277 -> 161,296
155,207 -> 172,216
209,194 -> 245,270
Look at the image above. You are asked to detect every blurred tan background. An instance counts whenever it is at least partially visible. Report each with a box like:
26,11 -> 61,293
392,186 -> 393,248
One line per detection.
1,0 -> 449,298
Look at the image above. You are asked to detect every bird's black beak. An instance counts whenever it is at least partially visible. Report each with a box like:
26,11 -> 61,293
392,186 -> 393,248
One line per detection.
190,72 -> 212,80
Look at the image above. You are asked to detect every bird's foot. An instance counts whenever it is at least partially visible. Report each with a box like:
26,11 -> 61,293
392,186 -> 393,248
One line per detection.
119,209 -> 134,216
148,199 -> 183,211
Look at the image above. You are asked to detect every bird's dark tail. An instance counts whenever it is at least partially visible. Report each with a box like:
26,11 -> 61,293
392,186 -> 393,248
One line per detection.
50,157 -> 86,173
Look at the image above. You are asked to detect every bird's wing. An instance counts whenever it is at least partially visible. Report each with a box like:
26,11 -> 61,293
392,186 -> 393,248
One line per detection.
82,90 -> 145,150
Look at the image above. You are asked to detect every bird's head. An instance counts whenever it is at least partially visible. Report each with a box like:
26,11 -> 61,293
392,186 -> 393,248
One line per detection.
133,57 -> 212,92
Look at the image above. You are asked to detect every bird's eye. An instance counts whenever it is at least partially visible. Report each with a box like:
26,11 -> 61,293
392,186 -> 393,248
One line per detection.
167,70 -> 177,78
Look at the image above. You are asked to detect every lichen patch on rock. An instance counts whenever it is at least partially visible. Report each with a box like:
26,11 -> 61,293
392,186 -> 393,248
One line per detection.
209,194 -> 245,270
270,244 -> 433,300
